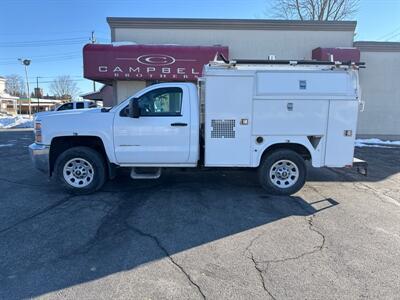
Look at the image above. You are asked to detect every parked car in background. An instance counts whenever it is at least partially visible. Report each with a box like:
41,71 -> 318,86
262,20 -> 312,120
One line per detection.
34,100 -> 101,120
55,100 -> 99,111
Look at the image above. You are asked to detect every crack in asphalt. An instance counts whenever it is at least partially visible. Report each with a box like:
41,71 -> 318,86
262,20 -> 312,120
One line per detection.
0,180 -> 207,298
0,194 -> 122,281
57,190 -> 207,300
250,255 -> 276,300
326,168 -> 400,208
258,215 -> 326,265
351,183 -> 400,208
306,216 -> 326,250
244,232 -> 277,300
125,223 -> 206,300
0,195 -> 77,235
244,212 -> 326,300
55,192 -> 131,259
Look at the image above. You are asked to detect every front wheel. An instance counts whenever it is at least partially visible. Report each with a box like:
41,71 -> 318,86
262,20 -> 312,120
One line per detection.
258,149 -> 306,195
54,146 -> 107,194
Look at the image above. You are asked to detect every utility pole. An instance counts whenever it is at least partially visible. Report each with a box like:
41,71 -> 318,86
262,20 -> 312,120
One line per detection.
36,77 -> 41,113
18,58 -> 31,116
90,30 -> 96,92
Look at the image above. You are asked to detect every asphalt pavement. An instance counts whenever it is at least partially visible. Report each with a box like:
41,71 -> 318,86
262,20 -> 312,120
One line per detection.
1,129 -> 399,299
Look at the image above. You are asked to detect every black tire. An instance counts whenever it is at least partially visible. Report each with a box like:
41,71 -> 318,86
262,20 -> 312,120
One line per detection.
54,146 -> 107,194
258,149 -> 306,195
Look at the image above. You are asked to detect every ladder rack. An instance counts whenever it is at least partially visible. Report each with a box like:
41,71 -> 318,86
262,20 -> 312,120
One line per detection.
216,53 -> 365,68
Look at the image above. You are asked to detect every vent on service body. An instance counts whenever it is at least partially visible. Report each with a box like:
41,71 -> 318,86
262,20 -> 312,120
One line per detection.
211,119 -> 236,138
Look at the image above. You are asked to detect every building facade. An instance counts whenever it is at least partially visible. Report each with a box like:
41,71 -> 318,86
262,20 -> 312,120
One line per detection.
0,76 -> 18,115
353,42 -> 400,139
84,18 -> 400,139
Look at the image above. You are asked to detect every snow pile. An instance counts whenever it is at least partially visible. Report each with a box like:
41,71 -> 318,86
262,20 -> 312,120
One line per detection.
0,116 -> 33,129
112,41 -> 137,46
355,138 -> 400,148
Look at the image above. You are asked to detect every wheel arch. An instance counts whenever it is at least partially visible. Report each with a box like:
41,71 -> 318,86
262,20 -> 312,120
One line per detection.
257,143 -> 312,167
49,135 -> 116,178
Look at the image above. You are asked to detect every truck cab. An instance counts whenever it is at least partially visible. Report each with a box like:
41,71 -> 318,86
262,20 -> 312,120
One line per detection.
112,83 -> 199,166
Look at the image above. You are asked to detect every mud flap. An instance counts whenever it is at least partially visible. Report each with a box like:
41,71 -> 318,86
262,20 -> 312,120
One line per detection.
353,157 -> 368,176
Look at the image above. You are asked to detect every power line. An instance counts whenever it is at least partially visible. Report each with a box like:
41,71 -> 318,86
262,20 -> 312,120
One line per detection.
28,75 -> 83,79
377,26 -> 400,41
0,52 -> 80,61
27,79 -> 85,84
0,36 -> 87,45
0,41 -> 88,48
0,36 -> 109,44
384,31 -> 400,41
0,35 -> 108,48
0,30 -> 108,36
0,55 -> 82,66
0,38 -> 109,48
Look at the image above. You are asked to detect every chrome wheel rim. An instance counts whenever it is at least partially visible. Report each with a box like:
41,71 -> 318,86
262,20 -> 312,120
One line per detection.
269,159 -> 299,188
63,158 -> 94,188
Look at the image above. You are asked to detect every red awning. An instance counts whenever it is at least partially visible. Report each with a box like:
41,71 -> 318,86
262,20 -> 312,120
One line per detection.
312,47 -> 360,62
83,43 -> 229,83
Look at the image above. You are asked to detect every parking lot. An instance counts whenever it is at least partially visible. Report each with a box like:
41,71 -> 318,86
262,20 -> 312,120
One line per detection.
1,129 -> 400,299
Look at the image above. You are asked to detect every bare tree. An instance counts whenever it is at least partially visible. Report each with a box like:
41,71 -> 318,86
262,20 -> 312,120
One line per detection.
5,74 -> 25,96
272,0 -> 359,20
50,75 -> 79,100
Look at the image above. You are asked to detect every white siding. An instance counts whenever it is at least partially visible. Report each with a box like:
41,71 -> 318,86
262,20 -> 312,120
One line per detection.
114,28 -> 354,60
357,50 -> 400,138
115,81 -> 146,103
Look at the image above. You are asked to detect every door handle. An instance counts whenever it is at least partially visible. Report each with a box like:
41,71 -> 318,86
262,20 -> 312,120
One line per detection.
170,122 -> 188,127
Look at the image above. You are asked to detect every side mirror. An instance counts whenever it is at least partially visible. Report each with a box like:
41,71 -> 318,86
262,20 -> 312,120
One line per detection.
129,98 -> 140,118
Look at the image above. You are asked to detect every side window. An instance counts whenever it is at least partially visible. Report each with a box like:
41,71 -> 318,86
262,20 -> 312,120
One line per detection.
76,102 -> 84,109
139,87 -> 183,116
120,87 -> 183,117
57,103 -> 73,111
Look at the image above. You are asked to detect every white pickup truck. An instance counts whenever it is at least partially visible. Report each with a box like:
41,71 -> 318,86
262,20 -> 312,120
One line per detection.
29,57 -> 365,195
55,100 -> 98,111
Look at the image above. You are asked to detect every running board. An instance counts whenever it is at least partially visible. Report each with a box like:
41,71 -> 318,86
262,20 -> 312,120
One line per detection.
130,167 -> 162,179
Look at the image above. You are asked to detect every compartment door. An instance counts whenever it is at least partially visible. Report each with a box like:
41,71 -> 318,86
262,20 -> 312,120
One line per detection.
205,76 -> 253,166
325,100 -> 358,167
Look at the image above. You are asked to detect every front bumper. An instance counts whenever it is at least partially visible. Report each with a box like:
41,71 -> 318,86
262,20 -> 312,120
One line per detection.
29,143 -> 50,174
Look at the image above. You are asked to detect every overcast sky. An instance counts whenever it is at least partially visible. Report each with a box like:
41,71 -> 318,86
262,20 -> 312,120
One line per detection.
1,0 -> 399,95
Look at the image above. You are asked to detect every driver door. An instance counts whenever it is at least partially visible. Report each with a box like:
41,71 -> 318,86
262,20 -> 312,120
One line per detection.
113,85 -> 191,164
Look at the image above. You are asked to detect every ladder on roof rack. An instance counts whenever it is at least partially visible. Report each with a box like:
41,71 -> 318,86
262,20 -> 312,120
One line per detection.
216,53 -> 366,68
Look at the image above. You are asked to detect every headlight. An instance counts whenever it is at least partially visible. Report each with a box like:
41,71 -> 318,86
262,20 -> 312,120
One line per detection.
35,122 -> 42,143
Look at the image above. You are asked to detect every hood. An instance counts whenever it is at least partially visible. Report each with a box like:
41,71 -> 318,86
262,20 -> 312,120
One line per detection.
36,107 -> 114,146
35,108 -> 103,122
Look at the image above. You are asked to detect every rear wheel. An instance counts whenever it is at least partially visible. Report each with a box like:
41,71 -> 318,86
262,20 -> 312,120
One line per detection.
258,149 -> 306,195
55,146 -> 106,194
